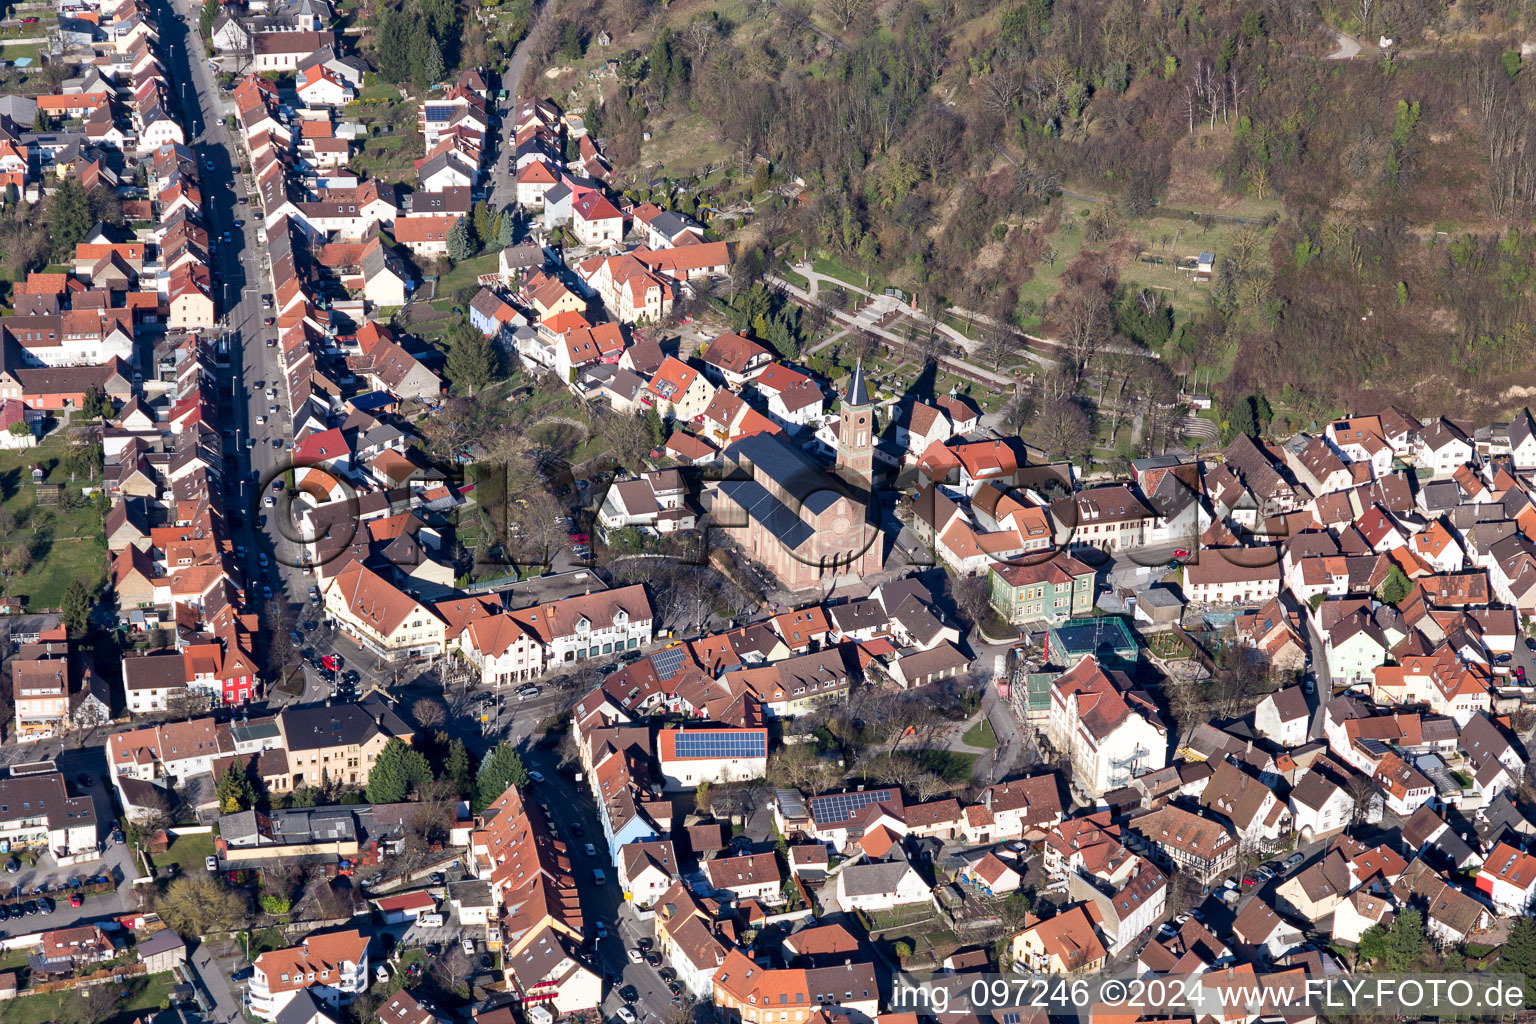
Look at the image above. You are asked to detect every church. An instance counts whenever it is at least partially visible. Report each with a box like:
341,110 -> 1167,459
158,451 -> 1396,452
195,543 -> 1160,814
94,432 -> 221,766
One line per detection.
712,363 -> 884,592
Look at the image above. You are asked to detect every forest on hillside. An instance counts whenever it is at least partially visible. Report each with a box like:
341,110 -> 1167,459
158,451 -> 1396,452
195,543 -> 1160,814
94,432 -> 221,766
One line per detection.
522,0 -> 1536,427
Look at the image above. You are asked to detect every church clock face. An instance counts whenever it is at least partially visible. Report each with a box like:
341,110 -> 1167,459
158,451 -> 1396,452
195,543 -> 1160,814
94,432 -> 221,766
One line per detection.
835,515 -> 850,533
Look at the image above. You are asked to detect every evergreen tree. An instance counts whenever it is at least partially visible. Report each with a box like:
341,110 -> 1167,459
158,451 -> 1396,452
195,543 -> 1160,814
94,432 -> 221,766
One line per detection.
216,761 -> 256,814
199,0 -> 220,38
1382,909 -> 1425,971
446,217 -> 473,261
474,742 -> 529,810
446,319 -> 497,395
642,405 -> 665,447
409,22 -> 445,91
1377,564 -> 1411,605
365,737 -> 433,803
560,21 -> 583,60
444,739 -> 475,798
375,9 -> 413,83
48,179 -> 92,260
1500,917 -> 1536,1006
60,580 -> 92,636
496,209 -> 517,247
1226,396 -> 1258,441
471,203 -> 494,254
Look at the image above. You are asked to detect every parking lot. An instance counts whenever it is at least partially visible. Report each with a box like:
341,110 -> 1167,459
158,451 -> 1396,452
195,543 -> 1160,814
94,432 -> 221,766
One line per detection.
0,839 -> 138,938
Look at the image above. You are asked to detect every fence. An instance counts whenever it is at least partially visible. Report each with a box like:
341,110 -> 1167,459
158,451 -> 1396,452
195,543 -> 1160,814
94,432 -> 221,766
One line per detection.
27,961 -> 147,994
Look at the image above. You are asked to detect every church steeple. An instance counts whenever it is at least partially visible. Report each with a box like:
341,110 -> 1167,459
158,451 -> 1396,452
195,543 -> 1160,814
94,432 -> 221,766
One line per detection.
844,359 -> 870,409
836,360 -> 874,486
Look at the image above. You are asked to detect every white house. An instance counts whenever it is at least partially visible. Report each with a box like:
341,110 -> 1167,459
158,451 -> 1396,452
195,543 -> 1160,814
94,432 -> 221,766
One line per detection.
655,728 -> 768,791
1047,655 -> 1167,799
703,852 -> 781,906
1288,763 -> 1355,842
248,930 -> 370,1020
1415,418 -> 1475,479
618,840 -> 678,908
832,853 -> 930,913
1332,889 -> 1395,945
1476,841 -> 1536,915
1253,687 -> 1310,749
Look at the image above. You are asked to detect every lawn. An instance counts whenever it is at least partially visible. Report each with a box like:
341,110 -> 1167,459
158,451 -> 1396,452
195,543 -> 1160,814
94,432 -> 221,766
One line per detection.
246,926 -> 289,955
3,971 -> 173,1024
811,256 -> 879,293
904,748 -> 977,782
777,264 -> 809,290
150,832 -> 215,875
357,72 -> 402,103
961,719 -> 997,749
435,252 -> 501,300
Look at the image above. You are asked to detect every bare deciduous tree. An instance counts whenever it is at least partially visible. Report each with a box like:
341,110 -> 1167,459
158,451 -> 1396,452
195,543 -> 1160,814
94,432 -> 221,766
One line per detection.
412,697 -> 446,729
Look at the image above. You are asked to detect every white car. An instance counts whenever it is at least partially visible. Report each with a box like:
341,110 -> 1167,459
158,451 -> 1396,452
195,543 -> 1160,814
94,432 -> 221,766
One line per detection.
264,495 -> 275,506
205,856 -> 218,872
256,416 -> 267,425
627,949 -> 643,964
616,1009 -> 637,1024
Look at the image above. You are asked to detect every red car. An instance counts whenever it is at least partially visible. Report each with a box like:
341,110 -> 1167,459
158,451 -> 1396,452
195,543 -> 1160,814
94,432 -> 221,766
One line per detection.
1173,548 -> 1190,560
321,654 -> 341,671
263,317 -> 275,326
68,893 -> 82,907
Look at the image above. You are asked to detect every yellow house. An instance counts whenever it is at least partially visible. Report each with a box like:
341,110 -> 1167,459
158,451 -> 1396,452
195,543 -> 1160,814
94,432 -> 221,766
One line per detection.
323,560 -> 447,661
647,356 -> 715,422
276,696 -> 414,789
1009,904 -> 1108,974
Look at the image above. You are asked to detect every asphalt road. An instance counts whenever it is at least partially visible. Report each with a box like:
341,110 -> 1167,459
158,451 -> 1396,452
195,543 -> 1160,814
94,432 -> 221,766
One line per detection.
153,0 -> 335,709
523,747 -> 679,1024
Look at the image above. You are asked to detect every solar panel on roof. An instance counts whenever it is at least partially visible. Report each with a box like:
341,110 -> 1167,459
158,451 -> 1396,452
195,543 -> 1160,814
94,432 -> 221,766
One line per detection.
673,731 -> 766,760
809,789 -> 893,824
650,645 -> 688,682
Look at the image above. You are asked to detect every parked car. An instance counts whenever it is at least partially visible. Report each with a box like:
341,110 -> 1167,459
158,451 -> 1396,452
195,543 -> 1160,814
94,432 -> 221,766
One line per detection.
616,1009 -> 637,1024
205,856 -> 219,872
585,843 -> 597,857
68,893 -> 82,908
627,949 -> 643,964
620,986 -> 639,1003
1282,853 -> 1305,871
528,770 -> 544,783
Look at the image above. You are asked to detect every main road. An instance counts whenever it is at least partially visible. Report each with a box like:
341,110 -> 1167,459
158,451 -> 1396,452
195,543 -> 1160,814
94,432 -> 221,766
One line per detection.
151,0 -> 313,699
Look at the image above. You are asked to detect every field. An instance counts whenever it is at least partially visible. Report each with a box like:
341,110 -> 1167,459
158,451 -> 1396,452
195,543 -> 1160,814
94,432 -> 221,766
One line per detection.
347,132 -> 418,182
1,972 -> 173,1024
637,113 -> 734,180
0,436 -> 108,610
150,832 -> 216,876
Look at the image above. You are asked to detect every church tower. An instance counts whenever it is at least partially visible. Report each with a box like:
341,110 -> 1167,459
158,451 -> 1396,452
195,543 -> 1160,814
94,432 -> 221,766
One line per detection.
836,360 -> 874,486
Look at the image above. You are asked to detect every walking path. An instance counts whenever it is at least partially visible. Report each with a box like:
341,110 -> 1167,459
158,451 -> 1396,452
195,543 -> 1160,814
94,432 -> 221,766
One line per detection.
768,273 -> 1022,389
